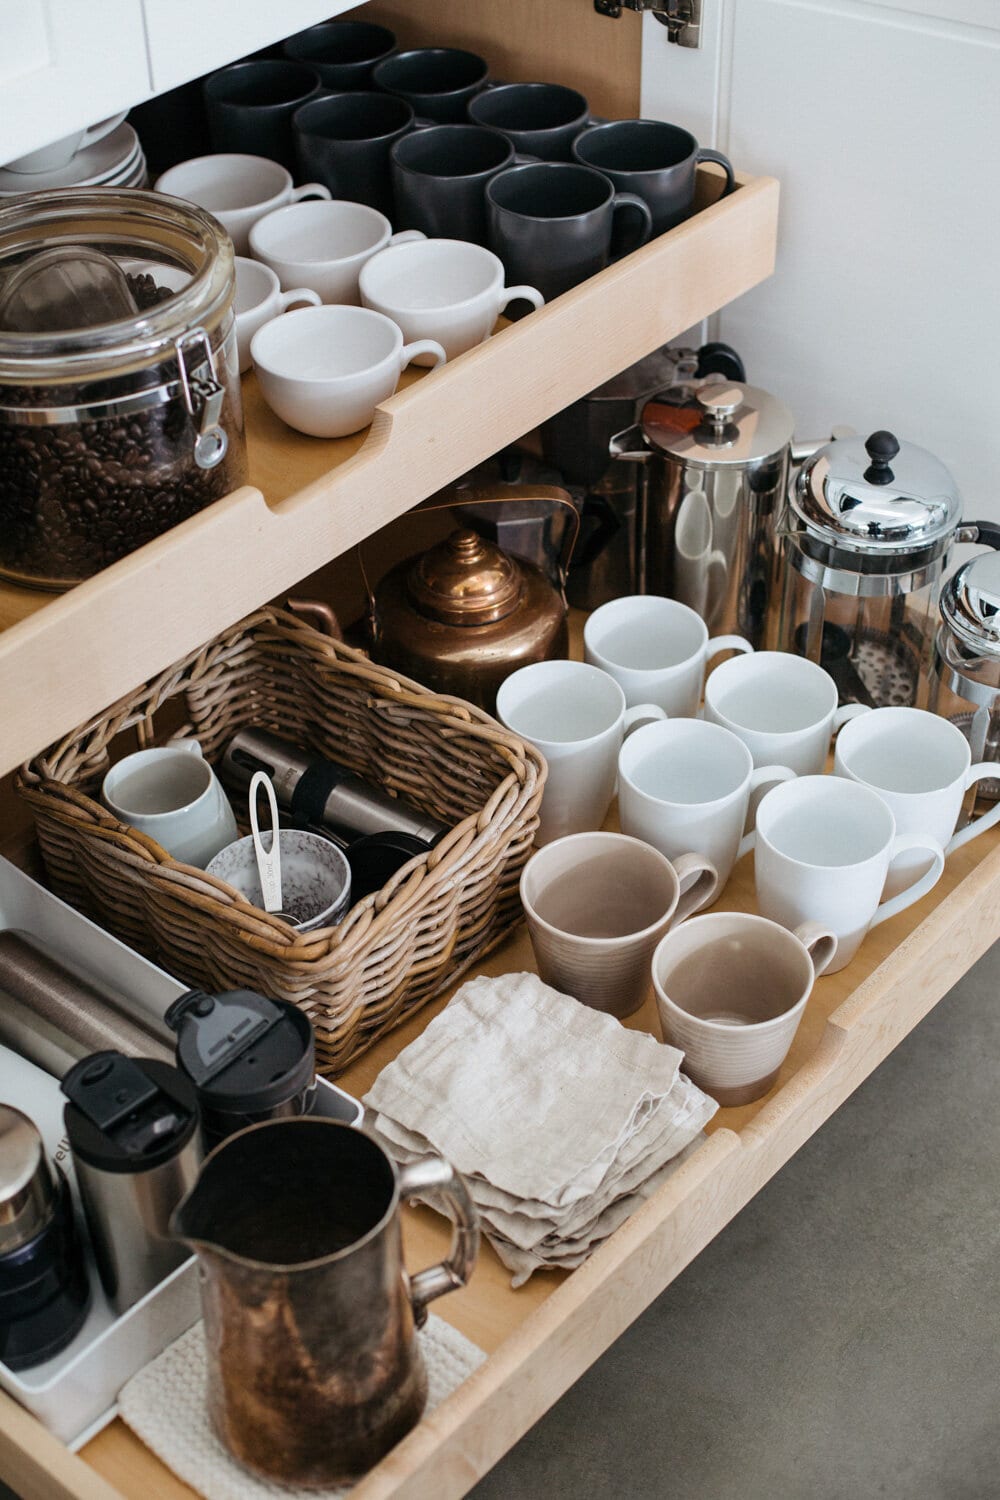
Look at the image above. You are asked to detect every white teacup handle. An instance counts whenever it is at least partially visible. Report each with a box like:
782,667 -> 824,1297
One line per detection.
833,703 -> 872,732
792,921 -> 838,977
671,852 -> 720,924
870,835 -> 946,928
623,703 -> 667,736
500,284 -> 545,314
945,763 -> 1000,854
706,634 -> 753,663
400,339 -> 447,370
737,763 -> 797,860
389,229 -> 427,245
290,183 -> 332,202
278,287 -> 322,312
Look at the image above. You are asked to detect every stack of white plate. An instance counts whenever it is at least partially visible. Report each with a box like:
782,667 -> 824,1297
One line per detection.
0,124 -> 148,198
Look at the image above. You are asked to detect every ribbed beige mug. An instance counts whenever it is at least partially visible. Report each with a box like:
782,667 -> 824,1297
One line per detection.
520,830 -> 719,1019
652,911 -> 836,1105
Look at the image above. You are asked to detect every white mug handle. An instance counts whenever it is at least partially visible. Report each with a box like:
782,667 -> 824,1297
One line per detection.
400,339 -> 447,370
671,852 -> 720,923
623,703 -> 668,736
870,835 -> 945,928
167,737 -> 203,757
833,703 -> 872,732
278,287 -> 322,312
290,183 -> 332,202
500,284 -> 545,314
706,634 -> 753,663
945,763 -> 1000,854
389,229 -> 427,245
792,920 -> 838,977
737,763 -> 797,860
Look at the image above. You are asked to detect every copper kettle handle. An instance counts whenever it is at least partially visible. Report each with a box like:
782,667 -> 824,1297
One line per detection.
286,597 -> 344,641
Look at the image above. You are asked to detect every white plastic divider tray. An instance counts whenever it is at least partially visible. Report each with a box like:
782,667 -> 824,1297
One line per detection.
0,854 -> 362,1448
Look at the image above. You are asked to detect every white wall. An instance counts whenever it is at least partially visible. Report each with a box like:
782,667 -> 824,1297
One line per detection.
641,0 -> 1000,519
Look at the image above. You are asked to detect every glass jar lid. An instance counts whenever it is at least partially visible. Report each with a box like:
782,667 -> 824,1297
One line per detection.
940,549 -> 1000,656
791,430 -> 963,557
638,381 -> 795,468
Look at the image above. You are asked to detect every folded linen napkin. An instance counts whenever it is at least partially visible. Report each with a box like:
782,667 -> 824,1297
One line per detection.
365,971 -> 716,1285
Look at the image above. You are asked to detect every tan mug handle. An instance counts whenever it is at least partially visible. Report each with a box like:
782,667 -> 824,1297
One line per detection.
398,1155 -> 480,1326
792,920 -> 838,977
671,851 -> 720,923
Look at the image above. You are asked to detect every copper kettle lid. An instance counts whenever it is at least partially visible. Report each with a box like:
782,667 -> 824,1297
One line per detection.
406,529 -> 524,627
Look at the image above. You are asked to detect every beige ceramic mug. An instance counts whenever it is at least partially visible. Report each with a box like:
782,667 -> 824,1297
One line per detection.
652,911 -> 837,1106
520,830 -> 719,1019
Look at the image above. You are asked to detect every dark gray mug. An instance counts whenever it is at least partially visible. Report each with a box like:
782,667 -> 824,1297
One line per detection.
294,92 -> 414,219
204,61 -> 321,173
468,82 -> 590,162
572,119 -> 735,235
486,162 -> 653,303
373,47 -> 489,124
391,124 -> 515,246
284,21 -> 396,90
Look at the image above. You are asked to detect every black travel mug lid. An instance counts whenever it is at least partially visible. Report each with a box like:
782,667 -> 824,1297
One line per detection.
61,1054 -> 199,1173
165,988 -> 315,1116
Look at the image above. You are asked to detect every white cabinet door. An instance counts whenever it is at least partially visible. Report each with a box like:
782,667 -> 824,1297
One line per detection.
641,0 -> 1000,516
143,0 -> 362,92
0,0 -> 150,165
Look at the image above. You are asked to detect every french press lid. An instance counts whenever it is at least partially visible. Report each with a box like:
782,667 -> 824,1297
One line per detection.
406,529 -> 525,626
940,549 -> 1000,656
790,430 -> 963,563
636,382 -> 795,468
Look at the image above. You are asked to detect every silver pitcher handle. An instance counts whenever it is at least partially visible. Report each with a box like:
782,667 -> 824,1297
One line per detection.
399,1155 -> 480,1326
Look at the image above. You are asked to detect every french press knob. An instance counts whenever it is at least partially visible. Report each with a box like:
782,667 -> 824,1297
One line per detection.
695,384 -> 744,446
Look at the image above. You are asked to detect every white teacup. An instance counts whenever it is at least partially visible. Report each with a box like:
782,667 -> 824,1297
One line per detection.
752,775 -> 946,973
704,650 -> 869,775
5,112 -> 127,174
521,830 -> 718,1018
155,155 -> 331,255
251,305 -> 446,438
618,718 -> 795,893
496,660 -> 666,846
359,238 -> 544,364
652,912 -> 837,1106
233,257 -> 321,373
584,595 -> 752,718
249,200 -> 424,305
834,705 -> 1000,897
101,741 -> 238,870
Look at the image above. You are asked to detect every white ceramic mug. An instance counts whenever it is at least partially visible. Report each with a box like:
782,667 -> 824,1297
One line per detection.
155,154 -> 331,255
359,238 -> 544,363
251,305 -> 446,438
101,741 -> 238,869
5,112 -> 127,174
652,912 -> 837,1106
752,775 -> 946,973
495,660 -> 666,846
583,595 -> 752,718
234,257 -> 321,373
835,705 -> 1000,897
249,199 -> 424,304
618,718 -> 796,893
521,830 -> 719,1018
703,650 -> 869,775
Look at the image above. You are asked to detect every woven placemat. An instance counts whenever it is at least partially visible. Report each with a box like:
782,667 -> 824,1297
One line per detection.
119,1315 -> 486,1500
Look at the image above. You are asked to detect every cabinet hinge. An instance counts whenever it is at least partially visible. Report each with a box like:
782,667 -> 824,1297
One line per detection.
593,0 -> 702,48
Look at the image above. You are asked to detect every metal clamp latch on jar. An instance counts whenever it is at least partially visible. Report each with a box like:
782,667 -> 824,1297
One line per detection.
176,327 -> 228,470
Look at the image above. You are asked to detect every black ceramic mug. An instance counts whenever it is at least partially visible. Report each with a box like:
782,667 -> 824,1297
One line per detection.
284,20 -> 397,90
204,60 -> 321,173
486,162 -> 653,302
468,82 -> 591,162
391,124 -> 515,246
573,119 -> 736,235
294,92 -> 414,219
373,47 -> 489,124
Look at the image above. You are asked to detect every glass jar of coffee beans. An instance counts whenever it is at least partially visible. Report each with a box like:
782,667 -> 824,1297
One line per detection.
0,189 -> 247,590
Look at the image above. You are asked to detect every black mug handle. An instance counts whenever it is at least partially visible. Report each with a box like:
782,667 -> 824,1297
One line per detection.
696,147 -> 736,198
609,191 -> 653,260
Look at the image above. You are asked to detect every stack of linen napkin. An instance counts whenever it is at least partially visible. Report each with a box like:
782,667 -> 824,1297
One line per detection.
364,971 -> 717,1286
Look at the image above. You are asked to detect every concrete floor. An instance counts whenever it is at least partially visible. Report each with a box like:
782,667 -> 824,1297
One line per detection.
471,940 -> 1000,1500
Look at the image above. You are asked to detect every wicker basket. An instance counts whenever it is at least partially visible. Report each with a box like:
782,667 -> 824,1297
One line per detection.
18,607 -> 545,1073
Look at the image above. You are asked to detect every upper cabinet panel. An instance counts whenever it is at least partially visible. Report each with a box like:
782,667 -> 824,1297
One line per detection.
0,0 -> 150,164
143,0 -> 358,91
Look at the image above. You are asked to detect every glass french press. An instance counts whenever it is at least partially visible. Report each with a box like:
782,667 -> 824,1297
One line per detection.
928,548 -> 1000,784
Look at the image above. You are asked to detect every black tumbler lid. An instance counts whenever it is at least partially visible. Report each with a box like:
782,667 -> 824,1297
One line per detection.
61,1054 -> 199,1174
165,988 -> 315,1117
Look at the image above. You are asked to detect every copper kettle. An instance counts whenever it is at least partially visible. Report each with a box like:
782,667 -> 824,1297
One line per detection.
371,511 -> 571,713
